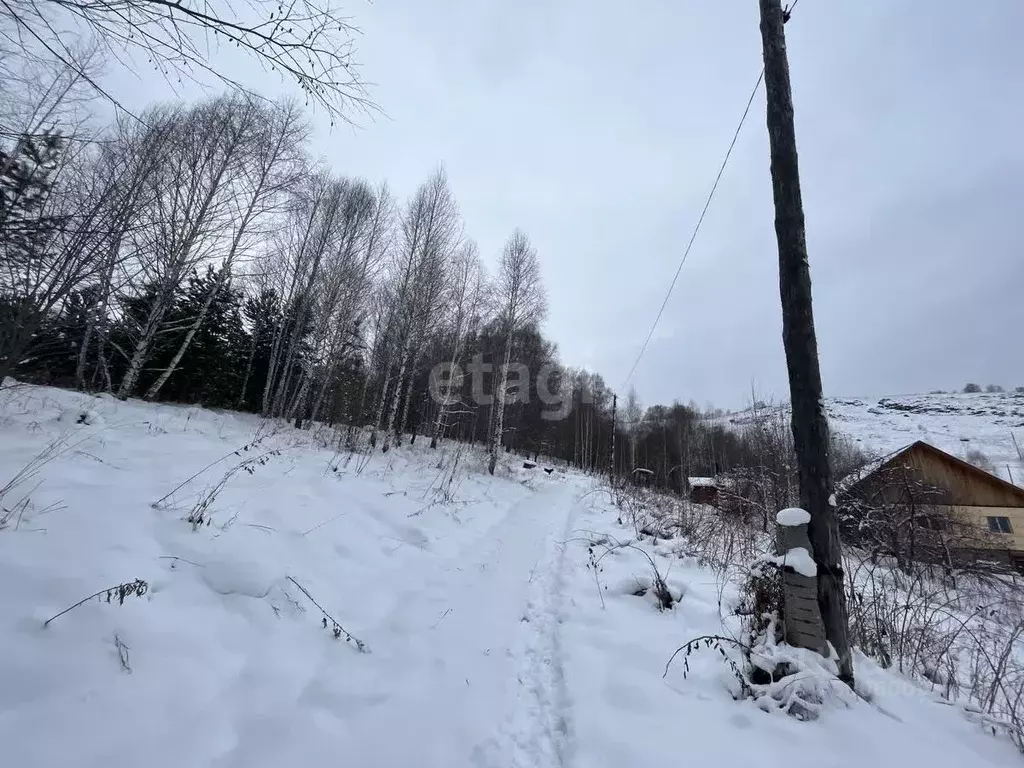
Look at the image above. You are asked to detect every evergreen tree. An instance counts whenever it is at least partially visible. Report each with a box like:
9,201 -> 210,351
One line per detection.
0,131 -> 66,382
238,288 -> 282,412
0,131 -> 64,270
151,267 -> 250,407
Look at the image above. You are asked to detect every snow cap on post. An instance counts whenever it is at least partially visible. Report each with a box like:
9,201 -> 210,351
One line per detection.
776,507 -> 811,527
780,547 -> 817,578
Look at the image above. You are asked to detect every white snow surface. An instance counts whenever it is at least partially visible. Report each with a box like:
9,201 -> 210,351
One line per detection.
776,507 -> 811,526
1,383 -> 1020,767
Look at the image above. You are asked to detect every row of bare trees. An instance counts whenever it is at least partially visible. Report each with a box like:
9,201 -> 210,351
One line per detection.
2,89 -> 568,471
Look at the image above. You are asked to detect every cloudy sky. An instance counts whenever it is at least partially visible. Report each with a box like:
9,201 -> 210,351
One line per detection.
108,0 -> 1024,409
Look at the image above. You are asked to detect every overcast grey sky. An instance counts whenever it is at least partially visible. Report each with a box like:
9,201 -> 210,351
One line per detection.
109,0 -> 1024,409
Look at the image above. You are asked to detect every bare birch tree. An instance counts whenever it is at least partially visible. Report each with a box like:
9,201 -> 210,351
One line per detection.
115,95 -> 259,399
143,97 -> 307,400
71,112 -> 175,390
259,173 -> 343,417
489,229 -> 546,475
379,169 -> 459,452
429,240 -> 488,449
304,180 -> 392,424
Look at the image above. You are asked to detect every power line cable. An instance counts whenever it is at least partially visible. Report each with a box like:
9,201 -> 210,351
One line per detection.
620,0 -> 801,392
620,70 -> 763,391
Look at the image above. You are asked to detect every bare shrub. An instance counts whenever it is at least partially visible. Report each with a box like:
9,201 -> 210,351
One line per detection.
734,558 -> 784,645
714,404 -> 866,534
152,426 -> 276,508
1,432 -> 74,530
615,483 -> 655,538
666,606 -> 855,721
151,428 -> 282,530
181,447 -> 281,529
578,530 -> 677,612
628,482 -> 767,620
421,443 -> 467,505
846,552 -> 1024,750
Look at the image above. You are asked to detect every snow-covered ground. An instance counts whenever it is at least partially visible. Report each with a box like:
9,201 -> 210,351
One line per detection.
1,383 -> 1021,767
730,391 -> 1024,484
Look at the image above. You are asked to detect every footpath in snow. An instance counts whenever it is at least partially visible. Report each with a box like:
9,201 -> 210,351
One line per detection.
0,385 -> 1020,768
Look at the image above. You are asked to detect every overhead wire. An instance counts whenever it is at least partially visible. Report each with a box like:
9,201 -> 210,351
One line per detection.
619,0 -> 800,392
619,71 -> 763,391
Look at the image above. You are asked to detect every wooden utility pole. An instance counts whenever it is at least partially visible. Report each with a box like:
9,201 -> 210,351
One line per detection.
758,0 -> 854,685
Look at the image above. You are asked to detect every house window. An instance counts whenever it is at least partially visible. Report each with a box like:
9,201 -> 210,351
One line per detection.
987,516 -> 1014,534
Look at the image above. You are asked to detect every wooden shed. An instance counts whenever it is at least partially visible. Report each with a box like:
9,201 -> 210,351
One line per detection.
687,477 -> 719,506
838,440 -> 1024,569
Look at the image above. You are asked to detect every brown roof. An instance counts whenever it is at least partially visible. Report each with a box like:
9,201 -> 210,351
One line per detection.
842,440 -> 1024,506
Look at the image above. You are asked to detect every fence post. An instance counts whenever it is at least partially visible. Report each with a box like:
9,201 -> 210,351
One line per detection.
776,508 -> 828,655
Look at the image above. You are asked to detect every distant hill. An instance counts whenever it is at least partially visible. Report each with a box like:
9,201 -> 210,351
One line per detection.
727,391 -> 1024,485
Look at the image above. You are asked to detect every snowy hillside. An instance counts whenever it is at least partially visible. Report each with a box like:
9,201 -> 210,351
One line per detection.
730,391 -> 1024,484
829,391 -> 1024,481
1,384 -> 1020,767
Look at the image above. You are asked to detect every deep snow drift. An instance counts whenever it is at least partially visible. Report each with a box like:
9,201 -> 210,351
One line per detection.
0,384 -> 1020,767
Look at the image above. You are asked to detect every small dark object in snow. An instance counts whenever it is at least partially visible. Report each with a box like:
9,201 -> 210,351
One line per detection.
544,467 -> 554,474
522,461 -> 536,469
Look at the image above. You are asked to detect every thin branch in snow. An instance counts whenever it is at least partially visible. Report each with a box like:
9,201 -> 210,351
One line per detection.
43,578 -> 148,627
285,575 -> 367,652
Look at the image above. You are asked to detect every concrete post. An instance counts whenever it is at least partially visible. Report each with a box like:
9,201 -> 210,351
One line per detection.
776,508 -> 827,655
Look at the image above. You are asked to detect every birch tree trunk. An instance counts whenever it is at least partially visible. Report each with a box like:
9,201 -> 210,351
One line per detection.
237,320 -> 260,409
369,366 -> 392,449
76,240 -> 120,391
75,319 -> 95,391
381,339 -> 411,452
269,249 -> 324,417
395,349 -> 423,445
144,267 -> 227,400
116,284 -> 174,399
261,180 -> 331,416
488,336 -> 513,475
287,373 -> 312,425
430,343 -> 463,449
